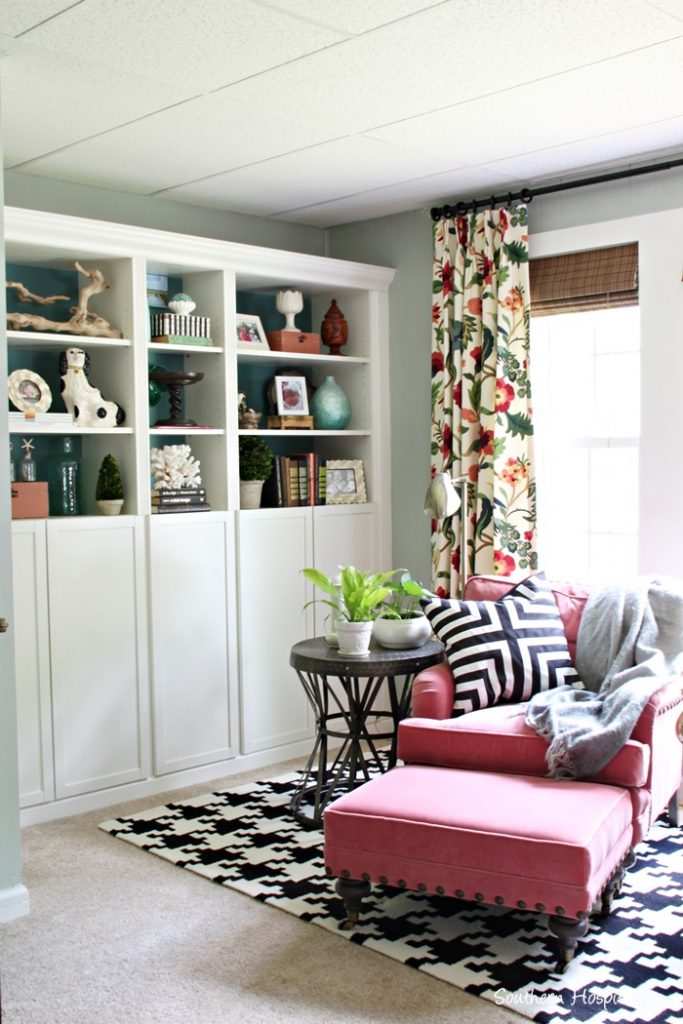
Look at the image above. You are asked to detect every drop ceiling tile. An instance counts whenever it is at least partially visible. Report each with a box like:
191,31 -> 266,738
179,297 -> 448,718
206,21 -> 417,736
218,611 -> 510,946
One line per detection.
483,119 -> 683,184
1,0 -> 74,37
639,0 -> 683,21
17,90 -> 350,191
0,40 -> 193,166
269,166 -> 513,227
160,135 -> 467,214
366,37 -> 683,168
224,0 -> 682,138
257,0 -> 446,34
21,0 -> 347,92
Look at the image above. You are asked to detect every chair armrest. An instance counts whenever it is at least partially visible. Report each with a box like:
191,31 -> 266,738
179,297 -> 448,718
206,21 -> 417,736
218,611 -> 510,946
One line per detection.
411,660 -> 453,719
630,678 -> 683,824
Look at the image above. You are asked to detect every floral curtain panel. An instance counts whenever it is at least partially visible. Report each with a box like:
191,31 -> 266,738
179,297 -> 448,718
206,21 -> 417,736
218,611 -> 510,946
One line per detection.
430,206 -> 538,597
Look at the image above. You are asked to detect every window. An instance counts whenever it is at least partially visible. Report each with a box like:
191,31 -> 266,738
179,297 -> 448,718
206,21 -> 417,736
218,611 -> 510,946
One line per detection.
530,305 -> 640,584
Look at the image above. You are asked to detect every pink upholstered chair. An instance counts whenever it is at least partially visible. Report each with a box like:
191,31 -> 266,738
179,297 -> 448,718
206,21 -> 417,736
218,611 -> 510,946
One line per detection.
323,576 -> 683,971
406,576 -> 683,843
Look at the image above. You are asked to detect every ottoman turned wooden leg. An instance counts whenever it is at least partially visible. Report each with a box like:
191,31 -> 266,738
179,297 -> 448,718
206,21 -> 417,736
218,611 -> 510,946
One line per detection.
547,914 -> 590,973
335,876 -> 371,930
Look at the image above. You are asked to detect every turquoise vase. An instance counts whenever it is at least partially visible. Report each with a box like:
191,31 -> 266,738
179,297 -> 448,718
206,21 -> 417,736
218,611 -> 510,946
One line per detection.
311,376 -> 351,429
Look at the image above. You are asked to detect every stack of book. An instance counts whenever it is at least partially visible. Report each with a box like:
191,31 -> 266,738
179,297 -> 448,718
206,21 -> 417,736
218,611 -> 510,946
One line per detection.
151,487 -> 210,513
266,454 -> 327,507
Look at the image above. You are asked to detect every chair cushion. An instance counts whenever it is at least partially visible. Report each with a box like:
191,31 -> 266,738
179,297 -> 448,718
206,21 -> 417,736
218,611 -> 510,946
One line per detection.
421,574 -> 583,714
398,707 -> 651,788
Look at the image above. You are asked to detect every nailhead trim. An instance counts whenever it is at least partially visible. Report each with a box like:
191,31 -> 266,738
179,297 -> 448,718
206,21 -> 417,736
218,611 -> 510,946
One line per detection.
535,902 -> 545,911
341,869 -> 350,879
417,882 -> 427,892
361,872 -> 370,882
475,892 -> 484,902
517,900 -> 527,909
555,905 -> 566,915
436,886 -> 445,895
379,875 -> 388,885
494,895 -> 504,905
455,888 -> 465,898
398,879 -> 407,888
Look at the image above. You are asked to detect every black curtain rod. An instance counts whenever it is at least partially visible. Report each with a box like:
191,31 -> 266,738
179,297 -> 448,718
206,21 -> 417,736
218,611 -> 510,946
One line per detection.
430,155 -> 683,220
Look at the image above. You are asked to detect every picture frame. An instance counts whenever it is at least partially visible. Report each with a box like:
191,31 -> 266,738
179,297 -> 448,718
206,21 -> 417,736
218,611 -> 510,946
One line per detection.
7,369 -> 53,414
274,375 -> 309,416
236,314 -> 270,352
325,459 -> 367,504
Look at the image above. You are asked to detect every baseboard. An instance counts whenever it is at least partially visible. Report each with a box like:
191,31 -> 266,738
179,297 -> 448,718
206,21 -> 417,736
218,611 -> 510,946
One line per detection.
0,883 -> 30,923
19,738 -> 314,826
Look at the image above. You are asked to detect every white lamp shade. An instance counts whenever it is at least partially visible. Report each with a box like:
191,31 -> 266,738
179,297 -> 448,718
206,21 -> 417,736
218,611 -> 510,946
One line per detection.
424,473 -> 462,519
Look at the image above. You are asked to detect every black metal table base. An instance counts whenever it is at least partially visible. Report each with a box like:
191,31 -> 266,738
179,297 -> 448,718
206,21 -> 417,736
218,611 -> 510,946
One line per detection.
288,638 -> 444,829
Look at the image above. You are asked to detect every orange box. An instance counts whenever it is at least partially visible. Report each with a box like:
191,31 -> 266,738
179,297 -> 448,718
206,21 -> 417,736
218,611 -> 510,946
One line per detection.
11,482 -> 49,519
266,330 -> 321,355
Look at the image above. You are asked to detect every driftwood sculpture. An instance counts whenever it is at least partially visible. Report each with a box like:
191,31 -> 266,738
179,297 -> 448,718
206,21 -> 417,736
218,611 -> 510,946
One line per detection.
6,262 -> 123,339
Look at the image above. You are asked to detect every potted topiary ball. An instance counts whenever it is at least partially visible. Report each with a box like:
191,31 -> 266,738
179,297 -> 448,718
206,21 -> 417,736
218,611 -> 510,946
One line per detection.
96,453 -> 124,515
238,435 -> 273,509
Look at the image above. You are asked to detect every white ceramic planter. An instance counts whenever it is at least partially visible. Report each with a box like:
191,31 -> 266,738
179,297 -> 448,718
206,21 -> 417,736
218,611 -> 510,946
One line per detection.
336,619 -> 374,657
240,479 -> 265,510
373,613 -> 432,650
96,498 -> 124,516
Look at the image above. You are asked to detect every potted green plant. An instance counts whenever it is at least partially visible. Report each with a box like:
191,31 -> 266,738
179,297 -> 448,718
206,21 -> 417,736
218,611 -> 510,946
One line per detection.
239,435 -> 274,509
95,453 -> 124,515
302,565 -> 398,656
373,571 -> 433,650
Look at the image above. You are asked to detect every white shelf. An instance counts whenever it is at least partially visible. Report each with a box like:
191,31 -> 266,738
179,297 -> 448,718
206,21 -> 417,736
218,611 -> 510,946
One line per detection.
236,349 -> 369,366
9,424 -> 134,435
148,343 -> 223,355
237,429 -> 370,437
7,330 -> 132,348
150,427 -> 225,437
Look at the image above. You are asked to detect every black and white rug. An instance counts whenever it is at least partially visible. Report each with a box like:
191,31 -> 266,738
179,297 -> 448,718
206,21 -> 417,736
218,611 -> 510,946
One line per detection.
100,773 -> 683,1023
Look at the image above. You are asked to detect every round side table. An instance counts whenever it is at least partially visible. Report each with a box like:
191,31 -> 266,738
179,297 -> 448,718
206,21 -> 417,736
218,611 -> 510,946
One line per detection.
289,636 -> 444,828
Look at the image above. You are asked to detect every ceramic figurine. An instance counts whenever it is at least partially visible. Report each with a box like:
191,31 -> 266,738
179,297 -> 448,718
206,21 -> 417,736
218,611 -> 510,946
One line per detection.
321,299 -> 348,355
276,290 -> 304,332
168,292 -> 196,315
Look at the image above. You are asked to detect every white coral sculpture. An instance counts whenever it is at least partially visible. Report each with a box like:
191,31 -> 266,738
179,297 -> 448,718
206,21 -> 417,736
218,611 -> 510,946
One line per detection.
150,444 -> 202,490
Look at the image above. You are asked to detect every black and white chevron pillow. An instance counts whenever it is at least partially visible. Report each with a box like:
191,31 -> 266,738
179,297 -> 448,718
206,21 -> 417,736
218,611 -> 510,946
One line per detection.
421,575 -> 583,714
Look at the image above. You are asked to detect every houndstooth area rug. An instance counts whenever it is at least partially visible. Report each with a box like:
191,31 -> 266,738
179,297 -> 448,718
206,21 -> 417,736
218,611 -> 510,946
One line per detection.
100,773 -> 683,1024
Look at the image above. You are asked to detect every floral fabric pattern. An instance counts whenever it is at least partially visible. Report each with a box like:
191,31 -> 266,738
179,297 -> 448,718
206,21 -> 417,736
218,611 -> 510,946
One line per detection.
431,206 -> 537,596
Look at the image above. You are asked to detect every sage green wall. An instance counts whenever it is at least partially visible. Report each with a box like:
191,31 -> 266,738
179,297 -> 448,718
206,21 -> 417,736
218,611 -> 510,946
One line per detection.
0,97 -> 27,920
4,170 -> 325,256
326,210 -> 433,587
326,164 -> 683,586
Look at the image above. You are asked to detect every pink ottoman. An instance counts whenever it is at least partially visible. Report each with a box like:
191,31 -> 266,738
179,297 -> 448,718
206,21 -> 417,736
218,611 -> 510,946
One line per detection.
324,764 -> 634,971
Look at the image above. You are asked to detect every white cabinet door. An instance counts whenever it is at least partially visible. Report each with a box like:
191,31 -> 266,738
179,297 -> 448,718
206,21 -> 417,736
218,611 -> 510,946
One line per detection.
238,508 -> 313,754
148,513 -> 237,774
47,517 -> 150,799
312,505 -> 377,635
11,521 -> 54,808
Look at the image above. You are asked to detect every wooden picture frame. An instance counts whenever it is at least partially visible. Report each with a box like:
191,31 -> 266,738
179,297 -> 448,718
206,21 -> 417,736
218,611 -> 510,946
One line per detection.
236,314 -> 270,352
274,375 -> 309,416
325,459 -> 367,504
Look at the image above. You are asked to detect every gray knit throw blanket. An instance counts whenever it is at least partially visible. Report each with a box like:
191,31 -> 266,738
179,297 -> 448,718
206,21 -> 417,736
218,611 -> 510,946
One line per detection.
525,576 -> 683,779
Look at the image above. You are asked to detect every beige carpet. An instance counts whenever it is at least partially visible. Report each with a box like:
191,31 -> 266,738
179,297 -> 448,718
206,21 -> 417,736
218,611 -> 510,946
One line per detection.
0,758 -> 517,1024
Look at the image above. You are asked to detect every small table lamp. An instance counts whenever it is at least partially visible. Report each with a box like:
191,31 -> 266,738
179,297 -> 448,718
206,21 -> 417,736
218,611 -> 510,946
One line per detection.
423,472 -> 469,595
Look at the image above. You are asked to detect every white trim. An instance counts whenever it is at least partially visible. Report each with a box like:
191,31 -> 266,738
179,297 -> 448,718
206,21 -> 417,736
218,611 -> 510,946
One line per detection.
19,738 -> 314,826
0,884 -> 30,923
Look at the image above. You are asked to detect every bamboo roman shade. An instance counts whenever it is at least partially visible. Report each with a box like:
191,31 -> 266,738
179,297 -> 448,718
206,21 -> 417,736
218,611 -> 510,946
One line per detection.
530,242 -> 638,316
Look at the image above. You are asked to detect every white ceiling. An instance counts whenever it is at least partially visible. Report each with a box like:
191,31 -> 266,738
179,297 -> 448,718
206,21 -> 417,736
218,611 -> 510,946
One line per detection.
1,0 -> 683,229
